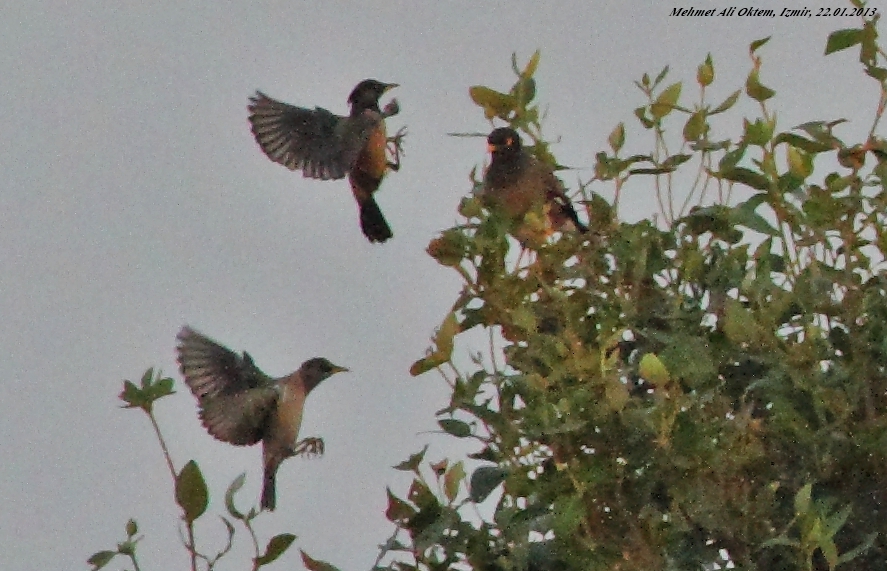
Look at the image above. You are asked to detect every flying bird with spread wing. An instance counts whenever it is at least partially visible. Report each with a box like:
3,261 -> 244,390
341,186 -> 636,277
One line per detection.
176,326 -> 347,510
248,79 -> 404,243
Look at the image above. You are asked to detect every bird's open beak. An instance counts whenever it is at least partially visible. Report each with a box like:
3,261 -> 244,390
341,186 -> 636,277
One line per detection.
383,83 -> 399,93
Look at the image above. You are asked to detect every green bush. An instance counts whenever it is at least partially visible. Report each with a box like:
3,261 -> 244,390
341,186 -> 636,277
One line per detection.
381,11 -> 887,571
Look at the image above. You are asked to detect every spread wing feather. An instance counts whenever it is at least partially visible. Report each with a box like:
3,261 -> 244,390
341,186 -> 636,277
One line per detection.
248,92 -> 381,180
198,388 -> 279,445
176,326 -> 272,400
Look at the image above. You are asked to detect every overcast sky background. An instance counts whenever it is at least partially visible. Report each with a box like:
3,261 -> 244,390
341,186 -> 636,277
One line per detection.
0,2 -> 880,570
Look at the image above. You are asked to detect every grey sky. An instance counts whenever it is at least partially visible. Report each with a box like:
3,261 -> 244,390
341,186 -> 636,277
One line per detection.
0,2 -> 877,569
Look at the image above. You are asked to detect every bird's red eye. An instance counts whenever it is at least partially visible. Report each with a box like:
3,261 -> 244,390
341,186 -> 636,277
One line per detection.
506,137 -> 513,146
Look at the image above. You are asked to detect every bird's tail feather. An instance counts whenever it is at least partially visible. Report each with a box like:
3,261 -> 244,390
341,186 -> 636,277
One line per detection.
565,205 -> 589,233
359,197 -> 393,243
261,463 -> 277,511
550,202 -> 589,234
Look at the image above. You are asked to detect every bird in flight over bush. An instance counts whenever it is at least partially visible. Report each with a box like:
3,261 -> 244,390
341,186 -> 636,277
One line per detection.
176,326 -> 348,510
248,79 -> 404,243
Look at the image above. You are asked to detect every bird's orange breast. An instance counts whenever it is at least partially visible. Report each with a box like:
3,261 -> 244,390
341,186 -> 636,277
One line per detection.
357,124 -> 389,180
270,383 -> 307,453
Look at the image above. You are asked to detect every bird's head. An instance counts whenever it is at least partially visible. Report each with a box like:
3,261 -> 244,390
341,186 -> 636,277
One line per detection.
487,127 -> 522,160
300,357 -> 349,393
348,79 -> 398,111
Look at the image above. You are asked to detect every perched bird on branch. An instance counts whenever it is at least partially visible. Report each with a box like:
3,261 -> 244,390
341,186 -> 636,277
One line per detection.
481,127 -> 588,244
176,326 -> 348,510
248,79 -> 404,243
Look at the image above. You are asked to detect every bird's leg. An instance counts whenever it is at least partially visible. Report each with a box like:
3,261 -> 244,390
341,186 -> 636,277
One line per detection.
386,126 -> 407,172
293,437 -> 325,458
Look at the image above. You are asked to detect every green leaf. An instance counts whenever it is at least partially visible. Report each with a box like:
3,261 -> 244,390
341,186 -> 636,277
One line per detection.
697,53 -> 714,86
761,536 -> 800,549
470,466 -> 507,503
786,145 -> 812,179
826,173 -> 856,193
116,539 -> 135,556
608,122 -> 625,153
552,494 -> 584,537
408,478 -> 439,511
825,28 -> 863,55
153,376 -> 175,399
746,70 -> 775,102
662,154 -> 692,169
513,77 -> 536,106
683,204 -> 731,236
795,119 -> 845,146
710,89 -> 741,114
604,378 -> 630,412
824,504 -> 852,537
300,551 -> 342,571
837,531 -> 878,564
176,460 -> 208,523
794,482 -> 813,517
87,550 -> 116,570
224,472 -> 247,520
660,335 -> 716,386
410,354 -> 445,377
522,49 -> 541,78
651,82 -> 682,119
723,300 -> 769,346
410,311 -> 461,376
719,145 -> 747,171
120,369 -> 175,411
119,379 -> 148,410
821,538 -> 839,569
683,110 -> 707,142
653,65 -> 670,87
773,132 -> 832,153
255,533 -> 296,566
510,306 -> 537,332
639,353 -> 670,386
439,418 -> 471,438
629,167 -> 677,175
385,487 -> 417,523
865,66 -> 887,81
743,117 -> 774,146
427,229 -> 466,267
393,445 -> 428,473
443,461 -> 465,502
731,199 -> 780,236
634,106 -> 654,129
860,19 -> 877,65
469,86 -> 517,120
749,36 -> 771,54
720,167 -> 770,191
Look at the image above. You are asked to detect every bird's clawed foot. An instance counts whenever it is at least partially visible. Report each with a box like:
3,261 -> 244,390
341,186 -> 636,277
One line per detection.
387,126 -> 408,171
294,437 -> 325,458
382,98 -> 400,118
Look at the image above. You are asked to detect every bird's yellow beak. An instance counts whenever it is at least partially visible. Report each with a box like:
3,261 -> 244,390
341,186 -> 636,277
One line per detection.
330,364 -> 350,374
384,83 -> 399,93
